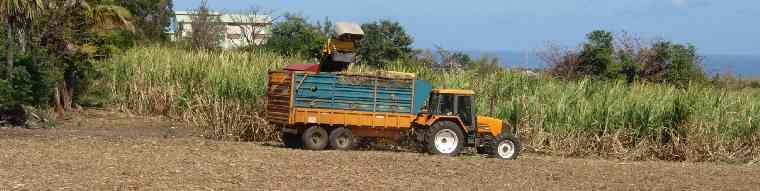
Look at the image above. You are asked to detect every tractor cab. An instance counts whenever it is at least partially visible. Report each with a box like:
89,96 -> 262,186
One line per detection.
426,89 -> 477,132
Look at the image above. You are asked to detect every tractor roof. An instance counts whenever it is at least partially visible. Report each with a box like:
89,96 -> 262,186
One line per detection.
432,89 -> 475,95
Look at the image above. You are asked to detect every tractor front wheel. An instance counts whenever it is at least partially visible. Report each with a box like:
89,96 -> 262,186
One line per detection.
491,134 -> 521,160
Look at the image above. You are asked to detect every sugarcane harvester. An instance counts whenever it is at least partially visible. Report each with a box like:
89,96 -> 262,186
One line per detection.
318,22 -> 365,72
266,22 -> 521,159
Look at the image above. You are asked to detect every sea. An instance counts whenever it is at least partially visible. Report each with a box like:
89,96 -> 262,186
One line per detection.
464,51 -> 760,79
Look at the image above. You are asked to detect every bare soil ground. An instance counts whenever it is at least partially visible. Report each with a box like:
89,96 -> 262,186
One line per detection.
1,109 -> 759,190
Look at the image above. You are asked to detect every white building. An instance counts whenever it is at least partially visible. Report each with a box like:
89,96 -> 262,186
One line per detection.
169,11 -> 272,49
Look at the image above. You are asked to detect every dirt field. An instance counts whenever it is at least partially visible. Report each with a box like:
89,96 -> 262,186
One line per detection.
2,110 -> 759,190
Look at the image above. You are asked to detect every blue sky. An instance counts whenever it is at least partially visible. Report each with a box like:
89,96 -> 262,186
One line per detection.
174,0 -> 760,55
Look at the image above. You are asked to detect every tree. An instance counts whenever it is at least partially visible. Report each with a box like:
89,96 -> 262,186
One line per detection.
37,0 -> 135,112
189,0 -> 224,50
616,31 -> 644,83
0,0 -> 44,79
264,13 -> 325,58
539,42 -> 583,79
433,46 -> 472,70
577,30 -> 614,78
356,20 -> 413,68
413,48 -> 435,66
229,6 -> 275,50
317,17 -> 333,37
451,52 -> 472,68
0,0 -> 136,117
470,55 -> 502,75
653,42 -> 704,87
116,0 -> 174,42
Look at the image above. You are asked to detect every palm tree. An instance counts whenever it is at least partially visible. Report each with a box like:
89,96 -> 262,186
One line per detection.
0,0 -> 44,79
82,2 -> 136,34
45,0 -> 136,112
55,0 -> 135,53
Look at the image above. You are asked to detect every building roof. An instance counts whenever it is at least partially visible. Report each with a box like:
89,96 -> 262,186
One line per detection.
174,11 -> 272,24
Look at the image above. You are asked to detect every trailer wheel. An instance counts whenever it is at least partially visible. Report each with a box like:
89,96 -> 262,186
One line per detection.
302,126 -> 329,150
328,127 -> 354,150
426,121 -> 465,156
491,134 -> 521,160
280,131 -> 303,148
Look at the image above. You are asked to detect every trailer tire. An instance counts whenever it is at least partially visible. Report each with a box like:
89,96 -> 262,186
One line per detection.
280,131 -> 303,148
426,121 -> 465,156
329,127 -> 354,150
491,133 -> 521,160
302,126 -> 329,150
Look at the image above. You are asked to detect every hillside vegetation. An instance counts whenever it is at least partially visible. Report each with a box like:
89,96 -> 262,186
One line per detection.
104,46 -> 760,162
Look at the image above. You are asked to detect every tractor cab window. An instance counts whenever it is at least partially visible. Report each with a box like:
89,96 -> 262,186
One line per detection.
427,94 -> 437,113
440,94 -> 456,115
429,93 -> 455,115
457,96 -> 473,126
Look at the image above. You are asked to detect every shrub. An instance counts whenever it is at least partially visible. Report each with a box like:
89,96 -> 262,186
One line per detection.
750,81 -> 760,89
0,55 -> 45,106
0,80 -> 13,105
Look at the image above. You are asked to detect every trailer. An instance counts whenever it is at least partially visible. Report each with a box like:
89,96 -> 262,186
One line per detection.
266,70 -> 521,159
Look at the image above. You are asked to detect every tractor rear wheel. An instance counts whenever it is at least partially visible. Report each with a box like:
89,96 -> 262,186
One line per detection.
302,126 -> 329,150
328,127 -> 354,150
426,121 -> 465,156
280,131 -> 303,148
491,134 -> 521,160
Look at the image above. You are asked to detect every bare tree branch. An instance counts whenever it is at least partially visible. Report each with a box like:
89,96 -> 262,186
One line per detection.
229,6 -> 276,50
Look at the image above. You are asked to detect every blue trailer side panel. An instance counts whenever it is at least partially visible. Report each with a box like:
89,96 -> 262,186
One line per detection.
413,79 -> 432,114
293,72 -> 431,114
